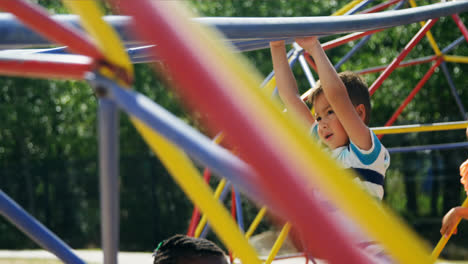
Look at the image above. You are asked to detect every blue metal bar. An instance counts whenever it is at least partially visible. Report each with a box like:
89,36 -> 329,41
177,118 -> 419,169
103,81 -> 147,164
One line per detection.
234,188 -> 244,232
335,0 -> 406,70
195,2 -> 468,38
298,54 -> 316,88
199,181 -> 232,238
334,35 -> 372,70
0,190 -> 86,264
98,98 -> 120,264
86,73 -> 266,206
1,2 -> 468,48
440,62 -> 467,120
441,35 -> 465,54
388,142 -> 468,153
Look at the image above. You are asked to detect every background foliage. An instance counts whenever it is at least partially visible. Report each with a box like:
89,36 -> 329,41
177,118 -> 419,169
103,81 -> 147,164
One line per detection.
1,0 -> 468,259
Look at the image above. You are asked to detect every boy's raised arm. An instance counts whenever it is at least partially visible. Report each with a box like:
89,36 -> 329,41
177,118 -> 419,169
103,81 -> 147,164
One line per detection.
297,37 -> 372,150
270,41 -> 315,128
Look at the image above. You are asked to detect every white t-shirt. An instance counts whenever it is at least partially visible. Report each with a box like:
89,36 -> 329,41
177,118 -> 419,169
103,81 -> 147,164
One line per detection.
311,125 -> 390,199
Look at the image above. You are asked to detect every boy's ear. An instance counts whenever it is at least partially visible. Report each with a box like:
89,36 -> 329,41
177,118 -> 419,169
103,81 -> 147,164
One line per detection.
355,104 -> 366,122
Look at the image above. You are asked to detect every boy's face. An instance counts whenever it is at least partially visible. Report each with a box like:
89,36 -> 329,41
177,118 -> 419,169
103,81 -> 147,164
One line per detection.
313,93 -> 349,149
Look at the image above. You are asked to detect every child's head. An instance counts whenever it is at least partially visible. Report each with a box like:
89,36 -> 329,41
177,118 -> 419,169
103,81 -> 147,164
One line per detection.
153,234 -> 228,264
308,71 -> 370,149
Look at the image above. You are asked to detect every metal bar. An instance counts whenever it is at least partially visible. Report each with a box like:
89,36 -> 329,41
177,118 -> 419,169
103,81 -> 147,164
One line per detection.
298,54 -> 316,88
360,0 -> 404,14
357,35 -> 464,75
443,55 -> 468,64
0,53 -> 93,79
261,48 -> 295,88
388,142 -> 468,153
440,62 -> 467,120
234,188 -> 244,232
335,34 -> 372,70
452,14 -> 468,43
409,0 -> 442,56
334,0 -> 406,70
357,55 -> 437,75
1,2 -> 467,49
369,19 -> 438,95
0,190 -> 86,264
186,168 -> 211,236
87,73 -> 265,204
382,59 -> 443,133
322,29 -> 384,51
345,0 -> 375,15
0,0 -> 102,58
371,120 -> 468,135
109,2 -> 376,263
98,98 -> 120,264
199,181 -> 232,239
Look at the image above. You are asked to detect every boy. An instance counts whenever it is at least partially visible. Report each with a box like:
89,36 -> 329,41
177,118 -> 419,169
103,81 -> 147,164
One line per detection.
270,37 -> 390,200
153,234 -> 228,264
270,38 -> 391,262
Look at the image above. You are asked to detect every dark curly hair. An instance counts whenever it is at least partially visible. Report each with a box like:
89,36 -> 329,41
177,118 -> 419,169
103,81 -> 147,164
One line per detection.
308,71 -> 371,124
153,234 -> 227,264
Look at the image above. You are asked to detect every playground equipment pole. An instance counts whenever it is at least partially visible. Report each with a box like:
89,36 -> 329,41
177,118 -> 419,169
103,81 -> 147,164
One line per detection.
0,0 -> 102,58
380,59 -> 443,138
369,19 -> 438,95
0,53 -> 93,79
440,62 -> 467,120
0,190 -> 86,264
98,97 -> 120,264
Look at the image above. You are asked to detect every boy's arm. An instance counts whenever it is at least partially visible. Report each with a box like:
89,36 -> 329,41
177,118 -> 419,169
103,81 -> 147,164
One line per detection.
297,37 -> 372,150
270,41 -> 315,128
440,206 -> 468,236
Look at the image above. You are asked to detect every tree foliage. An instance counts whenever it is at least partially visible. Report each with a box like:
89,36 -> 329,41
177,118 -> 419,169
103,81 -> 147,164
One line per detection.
1,0 -> 468,258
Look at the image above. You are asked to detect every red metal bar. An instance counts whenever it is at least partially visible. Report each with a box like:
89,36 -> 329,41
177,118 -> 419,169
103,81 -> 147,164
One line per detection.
322,29 -> 384,51
356,55 -> 437,75
368,19 -> 439,95
452,14 -> 468,44
0,55 -> 93,80
360,0 -> 404,14
303,52 -> 317,72
0,0 -> 103,59
113,1 -> 372,263
186,168 -> 212,236
378,58 -> 443,140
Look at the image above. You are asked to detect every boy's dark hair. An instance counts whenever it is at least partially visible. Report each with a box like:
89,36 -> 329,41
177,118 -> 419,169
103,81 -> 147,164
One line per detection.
153,234 -> 227,264
308,71 -> 371,124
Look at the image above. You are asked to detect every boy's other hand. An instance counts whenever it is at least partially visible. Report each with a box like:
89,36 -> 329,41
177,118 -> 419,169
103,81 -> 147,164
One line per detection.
270,40 -> 285,48
440,207 -> 461,236
295,36 -> 319,50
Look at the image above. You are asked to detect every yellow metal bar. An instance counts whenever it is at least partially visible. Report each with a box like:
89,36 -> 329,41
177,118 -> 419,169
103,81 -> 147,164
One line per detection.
194,179 -> 227,238
132,118 -> 260,264
444,55 -> 468,64
245,207 -> 267,239
63,2 -> 257,262
62,0 -> 133,83
372,121 -> 468,135
332,0 -> 365,16
128,2 -> 432,263
409,0 -> 442,56
264,222 -> 292,264
431,198 -> 468,261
